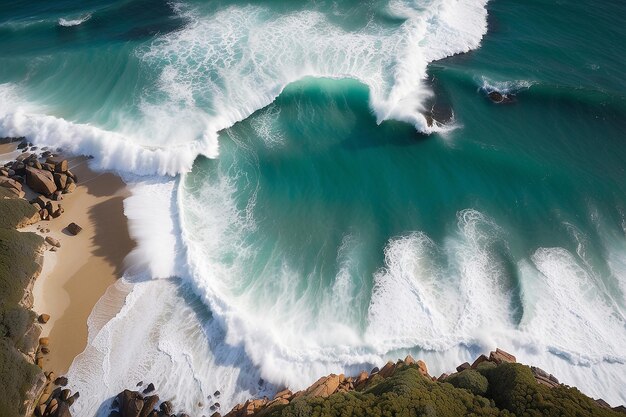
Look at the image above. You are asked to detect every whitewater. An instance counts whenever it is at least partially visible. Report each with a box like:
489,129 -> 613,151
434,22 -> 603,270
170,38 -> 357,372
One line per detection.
1,0 -> 625,414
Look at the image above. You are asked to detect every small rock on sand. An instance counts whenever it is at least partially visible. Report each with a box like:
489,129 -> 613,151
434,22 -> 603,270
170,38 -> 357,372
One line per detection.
66,222 -> 82,235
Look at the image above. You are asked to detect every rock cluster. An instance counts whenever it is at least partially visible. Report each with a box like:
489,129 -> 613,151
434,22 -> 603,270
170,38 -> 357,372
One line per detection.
1,147 -> 77,200
34,372 -> 79,417
109,384 -> 196,417
224,355 -> 429,417
1,142 -> 79,224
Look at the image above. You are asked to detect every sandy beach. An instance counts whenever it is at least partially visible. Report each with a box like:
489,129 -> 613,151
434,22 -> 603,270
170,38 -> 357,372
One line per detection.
25,156 -> 135,375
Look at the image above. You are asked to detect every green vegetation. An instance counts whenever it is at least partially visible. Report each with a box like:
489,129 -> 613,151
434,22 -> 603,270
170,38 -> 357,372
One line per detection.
0,197 -> 44,417
262,364 -> 622,417
0,189 -> 38,228
446,369 -> 489,396
478,363 -> 619,417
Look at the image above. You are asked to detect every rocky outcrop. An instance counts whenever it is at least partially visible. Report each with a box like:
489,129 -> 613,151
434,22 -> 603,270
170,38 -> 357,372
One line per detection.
34,374 -> 79,417
221,347 -> 626,417
110,385 -> 197,417
26,167 -> 57,196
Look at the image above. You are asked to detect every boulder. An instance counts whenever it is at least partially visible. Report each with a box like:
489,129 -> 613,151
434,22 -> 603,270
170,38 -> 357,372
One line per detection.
489,348 -> 516,364
45,398 -> 58,415
488,91 -> 504,103
39,337 -> 49,346
16,152 -> 32,162
39,209 -> 49,221
305,374 -> 340,398
35,195 -> 49,208
416,360 -> 429,378
54,173 -> 68,190
370,367 -> 379,374
437,373 -> 449,382
45,236 -> 61,248
61,389 -> 71,400
0,177 -> 22,192
12,161 -> 26,175
274,389 -> 292,400
41,347 -> 50,354
46,157 -> 68,173
54,376 -> 68,386
26,166 -> 57,195
355,371 -> 368,387
160,401 -> 173,415
378,361 -> 397,378
456,362 -> 471,372
471,354 -> 489,369
119,390 -> 144,417
531,366 -> 549,379
243,399 -> 268,415
52,191 -> 63,201
613,405 -> 626,414
596,399 -> 611,409
142,383 -> 155,394
125,398 -> 144,417
63,182 -> 76,194
66,170 -> 77,182
211,412 -> 222,417
67,222 -> 82,235
139,395 -> 159,417
548,374 -> 559,384
403,355 -> 416,366
214,390 -> 221,397
56,402 -> 72,417
66,391 -> 79,406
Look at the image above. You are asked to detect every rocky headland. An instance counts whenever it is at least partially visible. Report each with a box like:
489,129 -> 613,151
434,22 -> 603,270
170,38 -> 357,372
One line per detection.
106,348 -> 626,417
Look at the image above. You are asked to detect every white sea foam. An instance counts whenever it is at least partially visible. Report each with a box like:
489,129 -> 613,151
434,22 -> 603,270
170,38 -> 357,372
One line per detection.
479,75 -> 535,94
6,0 -> 623,411
58,14 -> 92,27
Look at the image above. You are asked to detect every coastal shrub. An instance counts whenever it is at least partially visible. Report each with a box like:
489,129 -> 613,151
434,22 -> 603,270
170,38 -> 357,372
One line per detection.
0,338 -> 42,417
265,367 -> 509,417
0,196 -> 38,229
262,363 -> 625,417
0,224 -> 44,417
445,369 -> 489,396
0,228 -> 43,307
479,362 -> 622,416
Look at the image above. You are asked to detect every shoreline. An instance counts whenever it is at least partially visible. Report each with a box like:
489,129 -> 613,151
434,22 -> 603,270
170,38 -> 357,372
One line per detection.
1,139 -> 134,416
29,156 -> 135,374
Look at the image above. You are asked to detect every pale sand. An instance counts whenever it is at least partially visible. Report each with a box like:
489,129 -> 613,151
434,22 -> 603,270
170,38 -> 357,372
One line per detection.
27,156 -> 135,375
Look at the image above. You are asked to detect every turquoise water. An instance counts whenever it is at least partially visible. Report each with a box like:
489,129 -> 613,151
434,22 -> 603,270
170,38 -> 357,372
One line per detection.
1,0 -> 626,410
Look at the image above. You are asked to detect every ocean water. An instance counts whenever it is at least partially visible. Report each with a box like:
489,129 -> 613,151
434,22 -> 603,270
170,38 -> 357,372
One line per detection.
1,0 -> 626,414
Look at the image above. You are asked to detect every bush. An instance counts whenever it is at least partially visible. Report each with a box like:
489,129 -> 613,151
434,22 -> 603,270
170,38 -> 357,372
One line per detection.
479,362 -> 622,417
264,366 -> 508,417
0,228 -> 43,308
0,196 -> 38,229
0,201 -> 45,417
446,369 -> 489,396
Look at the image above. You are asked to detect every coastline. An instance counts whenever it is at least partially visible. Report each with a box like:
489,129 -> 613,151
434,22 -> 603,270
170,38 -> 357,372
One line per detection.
29,156 -> 134,374
1,140 -> 134,416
